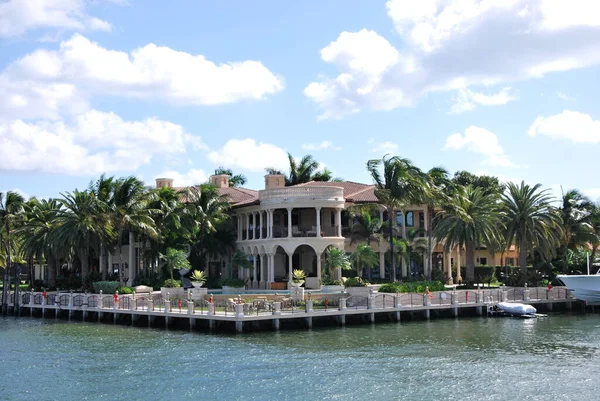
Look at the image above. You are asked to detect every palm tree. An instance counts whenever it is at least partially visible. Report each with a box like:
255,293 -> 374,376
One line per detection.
367,155 -> 428,281
1,191 -> 25,313
424,166 -> 454,278
180,184 -> 230,272
559,189 -> 593,250
52,190 -> 108,288
231,249 -> 251,278
396,227 -> 429,278
285,153 -> 334,185
589,203 -> 600,267
19,198 -> 62,289
112,177 -> 157,285
433,185 -> 502,281
323,247 -> 351,280
159,248 -> 191,279
214,166 -> 247,187
88,174 -> 117,279
502,181 -> 563,273
348,205 -> 382,245
351,244 -> 379,278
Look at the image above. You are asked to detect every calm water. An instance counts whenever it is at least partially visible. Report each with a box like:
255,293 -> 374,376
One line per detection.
1,314 -> 599,400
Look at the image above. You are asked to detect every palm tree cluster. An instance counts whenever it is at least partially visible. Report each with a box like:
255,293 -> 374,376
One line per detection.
366,155 -> 600,282
0,175 -> 233,300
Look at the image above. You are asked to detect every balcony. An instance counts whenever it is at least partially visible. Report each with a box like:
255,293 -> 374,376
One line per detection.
258,186 -> 344,204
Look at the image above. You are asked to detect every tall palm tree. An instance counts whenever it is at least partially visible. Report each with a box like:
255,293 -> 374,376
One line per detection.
348,205 -> 382,245
559,189 -> 593,250
396,227 -> 429,278
433,185 -> 502,281
589,203 -> 600,267
19,198 -> 62,289
1,191 -> 25,313
285,153 -> 334,185
367,155 -> 427,281
88,174 -> 117,280
214,166 -> 247,188
424,166 -> 454,278
180,184 -> 230,272
112,177 -> 157,285
52,190 -> 108,287
351,244 -> 379,278
502,181 -> 563,273
323,246 -> 351,280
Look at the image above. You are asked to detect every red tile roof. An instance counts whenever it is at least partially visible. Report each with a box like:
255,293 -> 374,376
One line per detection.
218,187 -> 259,206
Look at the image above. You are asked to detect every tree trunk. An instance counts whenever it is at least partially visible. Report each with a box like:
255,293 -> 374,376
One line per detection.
80,249 -> 89,286
2,222 -> 12,314
465,241 -> 475,281
48,254 -> 57,289
518,238 -> 528,274
427,206 -> 433,280
389,211 -> 395,282
28,255 -> 34,288
13,263 -> 21,314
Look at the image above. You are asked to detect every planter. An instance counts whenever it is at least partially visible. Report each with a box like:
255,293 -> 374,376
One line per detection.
191,281 -> 205,288
304,277 -> 320,289
161,287 -> 184,299
290,281 -> 304,288
321,285 -> 345,293
222,286 -> 245,294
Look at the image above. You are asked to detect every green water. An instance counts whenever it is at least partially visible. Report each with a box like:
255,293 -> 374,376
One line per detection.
1,314 -> 599,400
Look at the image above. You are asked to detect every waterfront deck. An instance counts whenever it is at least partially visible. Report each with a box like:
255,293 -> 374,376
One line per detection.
3,286 -> 578,333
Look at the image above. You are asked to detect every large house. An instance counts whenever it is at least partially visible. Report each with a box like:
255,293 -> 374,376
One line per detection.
147,173 -> 517,289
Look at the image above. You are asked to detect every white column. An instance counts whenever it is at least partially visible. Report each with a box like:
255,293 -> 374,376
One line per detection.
456,246 -> 462,283
336,208 -> 342,237
266,210 -> 271,238
379,251 -> 385,279
259,254 -> 265,288
259,211 -> 263,239
127,232 -> 135,286
446,251 -> 452,283
252,254 -> 258,288
316,207 -> 322,237
379,209 -> 384,222
108,253 -> 113,276
316,251 -> 322,284
268,253 -> 275,285
245,213 -> 250,240
287,252 -> 293,283
237,214 -> 242,241
287,208 -> 292,238
423,208 -> 430,278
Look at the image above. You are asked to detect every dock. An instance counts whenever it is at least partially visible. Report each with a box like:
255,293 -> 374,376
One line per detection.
2,286 -> 579,333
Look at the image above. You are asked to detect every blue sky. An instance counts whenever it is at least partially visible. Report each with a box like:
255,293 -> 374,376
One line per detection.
1,0 -> 600,201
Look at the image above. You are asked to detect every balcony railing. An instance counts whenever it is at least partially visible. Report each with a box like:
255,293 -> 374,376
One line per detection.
258,186 -> 344,203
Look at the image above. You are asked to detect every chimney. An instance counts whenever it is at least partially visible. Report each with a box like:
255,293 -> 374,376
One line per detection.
264,173 -> 285,189
210,174 -> 230,188
155,178 -> 174,189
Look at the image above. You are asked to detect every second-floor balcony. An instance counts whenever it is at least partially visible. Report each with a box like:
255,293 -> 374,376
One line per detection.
258,186 -> 344,204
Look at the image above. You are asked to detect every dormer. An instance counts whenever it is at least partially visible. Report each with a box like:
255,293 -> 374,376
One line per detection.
210,174 -> 230,188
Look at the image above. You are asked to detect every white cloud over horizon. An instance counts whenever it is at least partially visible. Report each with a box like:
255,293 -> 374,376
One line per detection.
207,138 -> 289,173
450,87 -> 517,114
0,109 -> 204,175
306,0 -> 600,119
153,169 -> 209,188
301,140 -> 341,151
528,110 -> 600,143
445,126 -> 516,167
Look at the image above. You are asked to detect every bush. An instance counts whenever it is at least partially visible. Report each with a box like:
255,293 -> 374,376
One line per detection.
378,283 -> 400,293
162,279 -> 181,288
378,280 -> 445,293
93,281 -> 119,294
320,275 -> 343,286
205,277 -> 222,289
221,278 -> 246,288
116,286 -> 134,294
344,277 -> 367,287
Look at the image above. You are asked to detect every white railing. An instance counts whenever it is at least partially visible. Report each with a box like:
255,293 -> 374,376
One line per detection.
258,186 -> 344,203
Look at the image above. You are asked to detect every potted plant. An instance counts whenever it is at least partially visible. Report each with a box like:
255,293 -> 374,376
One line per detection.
190,270 -> 207,288
160,278 -> 184,299
291,269 -> 306,287
222,278 -> 247,293
321,247 -> 351,292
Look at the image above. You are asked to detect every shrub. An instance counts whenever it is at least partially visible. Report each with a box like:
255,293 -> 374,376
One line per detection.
344,277 -> 367,287
162,279 -> 181,288
93,281 -> 119,294
205,277 -> 222,289
378,280 -> 445,293
221,278 -> 246,288
320,275 -> 343,286
116,286 -> 134,294
190,270 -> 207,283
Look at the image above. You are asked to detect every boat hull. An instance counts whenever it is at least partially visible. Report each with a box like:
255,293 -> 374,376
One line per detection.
556,275 -> 600,302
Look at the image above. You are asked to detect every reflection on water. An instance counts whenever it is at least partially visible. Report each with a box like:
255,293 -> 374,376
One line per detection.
1,314 -> 599,400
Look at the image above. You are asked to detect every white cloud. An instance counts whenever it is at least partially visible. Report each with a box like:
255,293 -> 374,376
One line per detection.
445,126 -> 516,167
0,33 -> 283,120
557,92 -> 576,101
0,110 -> 204,175
0,0 -> 115,38
528,110 -> 600,143
306,1 -> 600,118
371,141 -> 399,154
207,139 -> 289,172
301,140 -> 341,151
153,169 -> 209,187
450,87 -> 517,114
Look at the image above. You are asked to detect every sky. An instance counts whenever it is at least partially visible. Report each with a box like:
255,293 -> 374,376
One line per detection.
1,0 -> 600,201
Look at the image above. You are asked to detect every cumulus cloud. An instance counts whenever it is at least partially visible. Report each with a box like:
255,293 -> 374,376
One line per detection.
0,0 -> 115,38
0,110 -> 205,175
528,110 -> 600,143
450,87 -> 517,114
306,0 -> 600,118
371,141 -> 399,154
445,126 -> 516,167
0,33 -> 283,121
301,140 -> 341,151
208,139 -> 289,172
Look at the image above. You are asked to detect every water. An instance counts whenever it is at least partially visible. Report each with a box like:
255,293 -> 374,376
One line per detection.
1,314 -> 599,400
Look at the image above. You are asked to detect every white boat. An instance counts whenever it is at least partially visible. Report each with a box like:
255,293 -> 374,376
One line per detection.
496,302 -> 536,315
556,274 -> 600,302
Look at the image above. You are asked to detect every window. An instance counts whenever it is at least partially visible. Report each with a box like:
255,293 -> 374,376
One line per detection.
506,257 -> 514,266
480,257 -> 487,266
292,212 -> 299,226
341,211 -> 350,227
396,211 -> 403,225
406,211 -> 414,227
